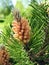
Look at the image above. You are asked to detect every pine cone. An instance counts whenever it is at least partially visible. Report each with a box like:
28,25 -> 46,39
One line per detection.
12,18 -> 31,44
0,45 -> 11,65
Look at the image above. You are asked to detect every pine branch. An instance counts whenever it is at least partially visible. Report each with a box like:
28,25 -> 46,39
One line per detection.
34,23 -> 49,57
24,22 -> 49,65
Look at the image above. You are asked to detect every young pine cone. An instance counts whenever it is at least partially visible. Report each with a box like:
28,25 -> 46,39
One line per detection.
0,44 -> 11,65
12,18 -> 31,44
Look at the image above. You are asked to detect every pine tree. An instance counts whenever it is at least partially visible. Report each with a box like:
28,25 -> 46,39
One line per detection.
0,0 -> 49,65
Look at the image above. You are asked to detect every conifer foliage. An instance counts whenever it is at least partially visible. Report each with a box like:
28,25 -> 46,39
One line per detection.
0,0 -> 49,65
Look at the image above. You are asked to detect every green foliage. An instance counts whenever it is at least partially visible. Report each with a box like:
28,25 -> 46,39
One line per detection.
4,13 -> 13,24
27,0 -> 49,53
0,0 -> 49,65
15,1 -> 25,17
0,9 -> 34,65
0,25 -> 34,65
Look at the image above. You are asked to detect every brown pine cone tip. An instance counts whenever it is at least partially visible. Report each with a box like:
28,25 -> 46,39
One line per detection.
12,17 -> 31,44
12,8 -> 21,22
0,44 -> 11,65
